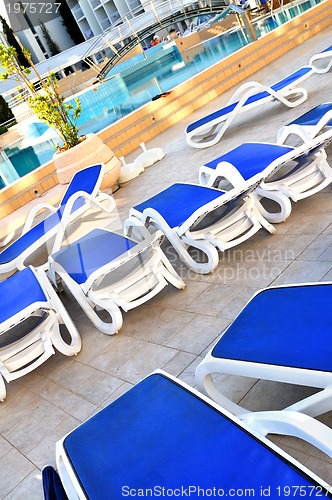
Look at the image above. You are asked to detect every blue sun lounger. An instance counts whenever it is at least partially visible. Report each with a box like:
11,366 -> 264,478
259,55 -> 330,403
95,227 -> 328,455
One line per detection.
0,164 -> 115,274
309,44 -> 332,73
125,181 -> 275,274
44,372 -> 332,499
199,131 -> 332,223
0,266 -> 81,401
48,227 -> 185,335
185,66 -> 313,148
277,102 -> 332,144
196,282 -> 332,419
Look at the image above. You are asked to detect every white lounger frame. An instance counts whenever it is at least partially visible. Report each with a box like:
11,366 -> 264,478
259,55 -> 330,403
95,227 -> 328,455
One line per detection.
49,229 -> 185,335
0,164 -> 115,274
195,282 -> 332,419
277,102 -> 332,144
199,130 -> 332,223
125,181 -> 276,275
185,68 -> 313,149
55,370 -> 332,500
0,267 -> 81,401
310,48 -> 332,74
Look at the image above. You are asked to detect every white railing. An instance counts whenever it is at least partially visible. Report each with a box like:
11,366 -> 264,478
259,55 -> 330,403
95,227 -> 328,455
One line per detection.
83,0 -> 212,59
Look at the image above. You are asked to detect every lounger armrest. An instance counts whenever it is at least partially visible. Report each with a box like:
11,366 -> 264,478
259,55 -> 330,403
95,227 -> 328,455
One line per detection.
277,124 -> 313,145
309,51 -> 332,74
22,203 -> 58,235
124,216 -> 159,242
93,192 -> 116,213
228,81 -> 266,104
51,191 -> 115,254
229,79 -> 308,109
241,410 -> 332,458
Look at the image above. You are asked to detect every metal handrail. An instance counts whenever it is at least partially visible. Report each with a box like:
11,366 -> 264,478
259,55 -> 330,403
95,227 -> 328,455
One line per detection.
83,0 -> 231,79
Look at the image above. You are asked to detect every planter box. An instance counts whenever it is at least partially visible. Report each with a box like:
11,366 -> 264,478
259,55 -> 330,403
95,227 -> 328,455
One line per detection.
53,133 -> 121,190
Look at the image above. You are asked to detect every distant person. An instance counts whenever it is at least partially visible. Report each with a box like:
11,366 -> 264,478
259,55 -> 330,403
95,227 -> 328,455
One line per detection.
151,34 -> 161,46
168,28 -> 179,40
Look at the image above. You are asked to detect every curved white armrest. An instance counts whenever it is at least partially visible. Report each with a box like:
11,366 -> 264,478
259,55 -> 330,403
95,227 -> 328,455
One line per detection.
228,81 -> 265,104
277,124 -> 313,145
22,203 -> 58,235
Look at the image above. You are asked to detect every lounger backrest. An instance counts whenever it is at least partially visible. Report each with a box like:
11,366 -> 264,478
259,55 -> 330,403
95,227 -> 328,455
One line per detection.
0,267 -> 47,326
60,164 -> 104,206
271,66 -> 312,92
0,211 -> 63,265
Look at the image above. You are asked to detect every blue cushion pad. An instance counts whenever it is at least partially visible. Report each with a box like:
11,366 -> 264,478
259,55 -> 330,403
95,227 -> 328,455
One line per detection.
63,374 -> 326,498
0,267 -> 47,324
212,284 -> 332,372
186,67 -> 312,134
52,228 -> 137,284
321,45 -> 332,53
290,103 -> 332,127
133,183 -> 224,228
204,143 -> 293,180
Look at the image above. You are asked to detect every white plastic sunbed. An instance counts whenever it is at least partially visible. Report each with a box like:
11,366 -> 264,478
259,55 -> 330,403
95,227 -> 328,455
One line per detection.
0,266 -> 81,401
185,66 -> 313,148
196,282 -> 332,419
125,180 -> 275,275
0,164 -> 115,274
43,371 -> 332,499
277,102 -> 332,144
48,227 -> 185,335
199,129 -> 332,223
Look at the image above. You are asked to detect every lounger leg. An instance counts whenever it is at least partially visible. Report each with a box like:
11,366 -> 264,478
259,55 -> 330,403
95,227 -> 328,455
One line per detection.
35,269 -> 82,354
253,189 -> 293,223
171,234 -> 219,274
87,292 -> 124,334
55,271 -> 123,335
156,248 -> 186,289
250,204 -> 276,234
278,87 -> 308,108
241,411 -> 332,457
279,155 -> 332,202
195,364 -> 248,416
91,192 -> 116,213
125,216 -> 220,274
124,218 -> 157,241
0,374 -> 6,402
284,385 -> 332,418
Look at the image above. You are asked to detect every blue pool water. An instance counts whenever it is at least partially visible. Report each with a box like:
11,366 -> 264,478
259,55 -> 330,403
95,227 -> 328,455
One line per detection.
0,0 -> 324,185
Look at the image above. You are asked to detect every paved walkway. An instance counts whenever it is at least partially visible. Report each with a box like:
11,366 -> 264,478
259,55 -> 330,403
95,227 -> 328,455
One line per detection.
0,26 -> 331,498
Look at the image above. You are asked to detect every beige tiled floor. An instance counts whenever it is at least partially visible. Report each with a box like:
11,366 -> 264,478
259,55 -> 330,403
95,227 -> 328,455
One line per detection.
1,26 -> 332,498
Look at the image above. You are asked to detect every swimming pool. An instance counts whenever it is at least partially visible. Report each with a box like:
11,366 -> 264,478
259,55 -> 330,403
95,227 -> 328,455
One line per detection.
0,0 -> 324,186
